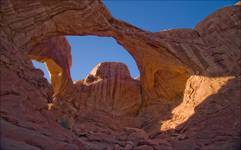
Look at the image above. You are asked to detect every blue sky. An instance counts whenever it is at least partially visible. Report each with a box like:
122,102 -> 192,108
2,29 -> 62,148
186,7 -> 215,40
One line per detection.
32,0 -> 237,81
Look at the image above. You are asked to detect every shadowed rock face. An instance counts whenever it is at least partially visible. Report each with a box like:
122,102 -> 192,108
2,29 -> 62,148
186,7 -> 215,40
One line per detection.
0,0 -> 240,149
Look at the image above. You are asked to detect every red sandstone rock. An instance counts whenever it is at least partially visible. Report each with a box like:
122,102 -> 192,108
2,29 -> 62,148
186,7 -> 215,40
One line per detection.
78,62 -> 141,116
28,36 -> 73,99
0,0 -> 240,149
52,62 -> 142,131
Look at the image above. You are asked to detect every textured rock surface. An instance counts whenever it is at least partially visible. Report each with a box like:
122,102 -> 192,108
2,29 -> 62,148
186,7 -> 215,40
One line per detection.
79,62 -> 141,115
75,62 -> 142,129
50,62 -> 142,132
0,0 -> 240,149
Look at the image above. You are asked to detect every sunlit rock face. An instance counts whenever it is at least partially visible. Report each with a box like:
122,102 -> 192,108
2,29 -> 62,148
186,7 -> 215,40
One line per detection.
79,62 -> 141,116
0,0 -> 240,149
51,62 -> 142,131
29,36 -> 73,99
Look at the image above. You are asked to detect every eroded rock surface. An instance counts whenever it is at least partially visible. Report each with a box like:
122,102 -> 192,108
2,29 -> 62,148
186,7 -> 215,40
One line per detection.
0,0 -> 240,149
78,62 -> 141,116
51,62 -> 142,131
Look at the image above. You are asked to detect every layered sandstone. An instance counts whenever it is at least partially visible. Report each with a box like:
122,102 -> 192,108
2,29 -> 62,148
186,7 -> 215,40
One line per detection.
51,62 -> 142,131
0,0 -> 240,149
77,62 -> 141,116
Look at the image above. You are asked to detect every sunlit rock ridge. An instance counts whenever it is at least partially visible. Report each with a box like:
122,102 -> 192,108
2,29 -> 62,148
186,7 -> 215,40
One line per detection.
0,0 -> 240,149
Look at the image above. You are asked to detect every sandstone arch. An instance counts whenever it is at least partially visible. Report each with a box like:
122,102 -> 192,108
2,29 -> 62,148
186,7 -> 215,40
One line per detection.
2,0 -> 240,128
1,0 -> 193,102
0,0 -> 240,149
28,36 -> 73,99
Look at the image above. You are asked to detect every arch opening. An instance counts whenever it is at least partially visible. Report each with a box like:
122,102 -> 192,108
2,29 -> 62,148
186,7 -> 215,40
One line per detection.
66,35 -> 140,81
29,36 -> 141,100
30,36 -> 140,82
32,60 -> 50,82
28,35 -> 143,123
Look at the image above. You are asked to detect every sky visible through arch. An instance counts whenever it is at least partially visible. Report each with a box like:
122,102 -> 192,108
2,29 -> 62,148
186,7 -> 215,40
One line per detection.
32,0 -> 237,81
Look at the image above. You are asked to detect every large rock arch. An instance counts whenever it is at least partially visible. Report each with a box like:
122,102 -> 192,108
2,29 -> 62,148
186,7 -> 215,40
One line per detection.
0,0 -> 240,149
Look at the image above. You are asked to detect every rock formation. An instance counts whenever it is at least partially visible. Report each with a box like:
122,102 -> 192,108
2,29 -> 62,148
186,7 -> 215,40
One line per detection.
76,62 -> 141,117
29,36 -> 73,99
0,0 -> 240,149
